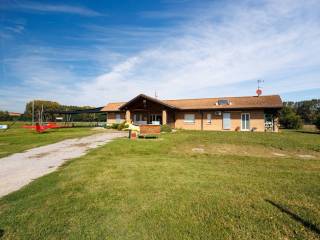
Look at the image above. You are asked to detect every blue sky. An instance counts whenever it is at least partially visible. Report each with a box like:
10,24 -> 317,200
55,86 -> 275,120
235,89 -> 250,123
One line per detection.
1,0 -> 320,112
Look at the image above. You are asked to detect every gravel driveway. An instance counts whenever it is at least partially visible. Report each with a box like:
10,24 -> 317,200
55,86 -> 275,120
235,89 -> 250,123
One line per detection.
0,131 -> 127,198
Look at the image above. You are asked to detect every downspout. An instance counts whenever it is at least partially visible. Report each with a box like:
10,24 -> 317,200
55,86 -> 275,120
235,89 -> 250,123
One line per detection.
201,111 -> 204,131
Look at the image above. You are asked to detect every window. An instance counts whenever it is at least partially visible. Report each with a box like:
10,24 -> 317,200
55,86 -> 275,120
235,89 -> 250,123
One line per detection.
207,113 -> 212,124
241,113 -> 250,131
115,113 -> 121,123
184,114 -> 195,124
217,99 -> 230,105
134,114 -> 143,122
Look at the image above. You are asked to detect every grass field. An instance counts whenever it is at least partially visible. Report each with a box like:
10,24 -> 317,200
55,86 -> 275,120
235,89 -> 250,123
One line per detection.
0,130 -> 319,239
0,122 -> 101,158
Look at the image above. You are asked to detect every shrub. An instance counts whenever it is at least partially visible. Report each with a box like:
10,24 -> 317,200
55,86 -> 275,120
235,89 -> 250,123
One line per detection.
117,121 -> 129,131
111,123 -> 120,129
161,124 -> 172,133
315,115 -> 320,130
139,134 -> 158,139
280,106 -> 303,129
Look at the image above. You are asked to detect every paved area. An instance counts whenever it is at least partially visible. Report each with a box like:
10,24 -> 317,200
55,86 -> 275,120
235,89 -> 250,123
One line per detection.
0,131 -> 127,198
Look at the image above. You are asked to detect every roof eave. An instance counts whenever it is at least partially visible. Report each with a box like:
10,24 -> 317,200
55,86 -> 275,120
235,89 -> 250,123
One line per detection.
119,94 -> 179,110
177,106 -> 283,110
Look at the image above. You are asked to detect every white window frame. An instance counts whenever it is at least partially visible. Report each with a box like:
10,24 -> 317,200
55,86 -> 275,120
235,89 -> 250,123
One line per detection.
115,113 -> 121,123
207,113 -> 212,124
184,114 -> 195,124
241,113 -> 250,131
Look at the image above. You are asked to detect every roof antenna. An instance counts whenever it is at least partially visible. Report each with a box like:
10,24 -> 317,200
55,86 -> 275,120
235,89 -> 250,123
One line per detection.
154,90 -> 158,99
256,79 -> 264,96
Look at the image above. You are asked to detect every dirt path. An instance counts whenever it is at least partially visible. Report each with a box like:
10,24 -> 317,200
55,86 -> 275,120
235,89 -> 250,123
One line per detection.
0,131 -> 127,198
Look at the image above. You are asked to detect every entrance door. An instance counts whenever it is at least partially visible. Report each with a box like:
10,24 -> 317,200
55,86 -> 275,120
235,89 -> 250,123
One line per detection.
223,112 -> 231,130
264,114 -> 274,131
241,113 -> 250,131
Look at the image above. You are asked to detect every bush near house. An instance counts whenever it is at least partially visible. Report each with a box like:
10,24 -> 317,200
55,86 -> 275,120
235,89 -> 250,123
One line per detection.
161,124 -> 172,132
117,121 -> 129,131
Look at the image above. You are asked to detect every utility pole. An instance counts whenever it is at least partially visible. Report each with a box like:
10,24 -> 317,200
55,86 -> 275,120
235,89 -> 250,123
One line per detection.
32,100 -> 35,126
41,104 -> 44,125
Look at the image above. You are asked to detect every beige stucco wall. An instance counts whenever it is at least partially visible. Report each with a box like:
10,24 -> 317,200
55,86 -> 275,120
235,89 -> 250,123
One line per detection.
106,112 -> 125,124
106,109 -> 279,132
175,110 -> 268,132
175,111 -> 203,130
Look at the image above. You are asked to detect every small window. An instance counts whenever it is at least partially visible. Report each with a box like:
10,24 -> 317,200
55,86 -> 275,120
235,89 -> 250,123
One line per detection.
184,114 -> 195,124
133,114 -> 143,122
217,99 -> 230,105
115,113 -> 121,123
207,113 -> 212,124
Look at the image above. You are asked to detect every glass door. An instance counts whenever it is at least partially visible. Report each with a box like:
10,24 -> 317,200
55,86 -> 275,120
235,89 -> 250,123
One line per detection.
223,112 -> 231,130
241,113 -> 250,131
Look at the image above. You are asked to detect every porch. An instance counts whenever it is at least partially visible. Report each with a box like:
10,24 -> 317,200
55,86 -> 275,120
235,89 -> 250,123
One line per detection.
119,94 -> 176,126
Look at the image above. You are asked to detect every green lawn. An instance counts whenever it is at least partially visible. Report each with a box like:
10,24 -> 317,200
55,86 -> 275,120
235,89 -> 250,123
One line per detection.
0,130 -> 319,239
0,122 -> 100,158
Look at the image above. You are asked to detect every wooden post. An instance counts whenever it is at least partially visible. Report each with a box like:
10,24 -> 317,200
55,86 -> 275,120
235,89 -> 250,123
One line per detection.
162,110 -> 167,125
274,114 -> 279,132
125,110 -> 131,123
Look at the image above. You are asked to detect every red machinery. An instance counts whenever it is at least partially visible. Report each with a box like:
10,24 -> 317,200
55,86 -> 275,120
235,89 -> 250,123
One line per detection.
23,122 -> 60,133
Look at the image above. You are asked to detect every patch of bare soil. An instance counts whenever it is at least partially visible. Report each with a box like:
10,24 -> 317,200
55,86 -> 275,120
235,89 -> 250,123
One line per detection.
192,148 -> 205,153
31,152 -> 51,159
72,143 -> 91,147
297,154 -> 315,159
272,153 -> 287,157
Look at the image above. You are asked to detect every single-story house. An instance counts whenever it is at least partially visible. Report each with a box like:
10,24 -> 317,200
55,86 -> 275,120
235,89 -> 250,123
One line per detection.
101,94 -> 283,132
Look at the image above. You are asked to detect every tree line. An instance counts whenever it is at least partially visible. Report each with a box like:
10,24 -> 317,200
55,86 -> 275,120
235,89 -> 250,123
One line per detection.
1,99 -> 320,130
280,99 -> 320,129
0,100 -> 106,122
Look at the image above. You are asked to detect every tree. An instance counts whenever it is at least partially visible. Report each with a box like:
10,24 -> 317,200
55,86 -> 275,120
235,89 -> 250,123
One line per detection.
280,106 -> 303,129
315,115 -> 320,130
0,111 -> 12,121
295,100 -> 320,124
284,99 -> 320,124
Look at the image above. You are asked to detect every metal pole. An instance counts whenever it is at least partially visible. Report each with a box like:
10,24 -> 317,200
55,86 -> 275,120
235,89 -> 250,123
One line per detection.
32,100 -> 34,126
41,104 -> 43,125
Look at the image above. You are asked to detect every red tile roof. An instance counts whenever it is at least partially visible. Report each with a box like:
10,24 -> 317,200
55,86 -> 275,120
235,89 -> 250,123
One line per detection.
101,94 -> 282,112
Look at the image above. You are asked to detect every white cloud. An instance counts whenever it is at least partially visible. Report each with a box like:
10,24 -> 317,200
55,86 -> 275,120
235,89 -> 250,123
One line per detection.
2,0 -> 320,112
78,0 -> 320,101
2,1 -> 103,16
